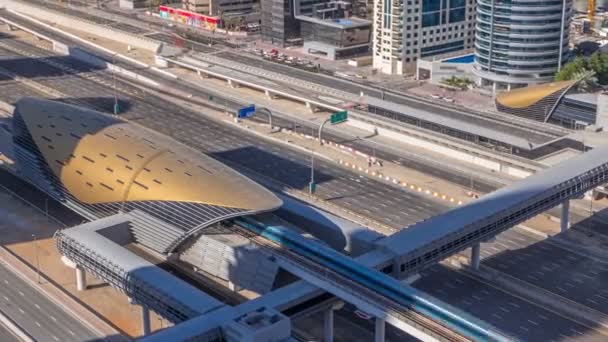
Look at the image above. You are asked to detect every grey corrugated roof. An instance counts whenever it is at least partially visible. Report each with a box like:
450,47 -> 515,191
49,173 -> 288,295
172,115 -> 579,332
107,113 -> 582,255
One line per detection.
564,93 -> 598,105
61,215 -> 224,315
378,145 -> 608,256
365,96 -> 555,149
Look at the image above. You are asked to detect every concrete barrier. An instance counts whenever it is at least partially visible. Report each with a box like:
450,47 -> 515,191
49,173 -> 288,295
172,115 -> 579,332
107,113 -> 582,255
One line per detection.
3,0 -> 160,51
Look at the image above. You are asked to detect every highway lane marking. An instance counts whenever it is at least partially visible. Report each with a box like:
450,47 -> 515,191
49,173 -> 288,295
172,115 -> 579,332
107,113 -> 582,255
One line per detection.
50,316 -> 56,322
499,306 -> 510,313
68,329 -> 75,336
586,298 -> 599,305
538,314 -> 548,320
519,326 -> 529,332
18,308 -> 24,314
18,291 -> 23,296
35,321 -> 41,327
2,296 -> 8,302
34,303 -> 40,310
471,295 -> 482,301
527,319 -> 539,326
52,336 -> 59,341
556,286 -> 567,292
570,328 -> 584,335
508,302 -> 520,308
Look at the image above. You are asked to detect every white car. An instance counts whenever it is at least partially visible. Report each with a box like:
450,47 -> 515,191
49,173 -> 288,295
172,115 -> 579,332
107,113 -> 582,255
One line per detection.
430,93 -> 442,99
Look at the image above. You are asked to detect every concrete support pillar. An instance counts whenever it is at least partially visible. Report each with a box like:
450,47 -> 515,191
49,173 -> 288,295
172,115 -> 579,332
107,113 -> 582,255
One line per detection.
75,265 -> 86,291
470,243 -> 481,271
374,318 -> 385,342
6,24 -> 14,31
323,307 -> 334,342
141,306 -> 151,336
265,89 -> 274,99
561,200 -> 570,233
492,82 -> 497,94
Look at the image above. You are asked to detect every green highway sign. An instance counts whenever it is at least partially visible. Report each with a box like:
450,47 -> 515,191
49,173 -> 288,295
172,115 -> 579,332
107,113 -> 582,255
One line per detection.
330,110 -> 348,124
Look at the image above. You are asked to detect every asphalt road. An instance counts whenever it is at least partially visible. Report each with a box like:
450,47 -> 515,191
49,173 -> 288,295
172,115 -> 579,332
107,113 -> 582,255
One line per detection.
0,12 -> 503,194
0,263 -> 99,342
481,228 -> 608,316
5,2 -> 566,144
0,38 -> 450,230
414,265 -> 608,342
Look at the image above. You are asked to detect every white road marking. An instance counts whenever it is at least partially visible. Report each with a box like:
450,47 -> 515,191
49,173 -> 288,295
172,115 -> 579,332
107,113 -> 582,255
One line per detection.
3,296 -> 8,301
528,319 -> 539,326
35,321 -> 41,327
499,306 -> 510,313
50,316 -> 57,322
34,303 -> 40,310
52,336 -> 59,341
18,308 -> 24,314
18,291 -> 23,296
509,302 -> 520,308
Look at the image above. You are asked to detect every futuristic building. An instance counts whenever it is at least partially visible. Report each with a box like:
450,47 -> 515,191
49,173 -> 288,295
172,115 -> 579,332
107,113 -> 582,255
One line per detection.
473,0 -> 572,89
495,80 -> 577,122
12,97 -> 282,255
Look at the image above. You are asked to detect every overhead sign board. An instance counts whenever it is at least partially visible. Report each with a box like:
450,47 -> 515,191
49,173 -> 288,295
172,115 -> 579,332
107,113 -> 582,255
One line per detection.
330,110 -> 348,124
238,104 -> 256,118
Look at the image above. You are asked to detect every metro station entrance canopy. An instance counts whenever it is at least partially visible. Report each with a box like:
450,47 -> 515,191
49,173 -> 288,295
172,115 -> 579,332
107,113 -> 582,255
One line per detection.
12,97 -> 282,253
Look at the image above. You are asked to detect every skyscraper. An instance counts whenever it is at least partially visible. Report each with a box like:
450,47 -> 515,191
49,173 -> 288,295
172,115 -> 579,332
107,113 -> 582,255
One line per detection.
373,0 -> 477,75
473,0 -> 572,90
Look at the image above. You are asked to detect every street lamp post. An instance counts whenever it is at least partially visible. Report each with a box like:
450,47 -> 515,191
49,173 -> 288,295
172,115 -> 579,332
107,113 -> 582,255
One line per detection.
112,54 -> 118,116
32,234 -> 40,284
309,128 -> 316,194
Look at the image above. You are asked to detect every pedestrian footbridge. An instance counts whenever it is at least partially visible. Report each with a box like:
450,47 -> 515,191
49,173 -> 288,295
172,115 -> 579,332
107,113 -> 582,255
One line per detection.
376,145 -> 608,278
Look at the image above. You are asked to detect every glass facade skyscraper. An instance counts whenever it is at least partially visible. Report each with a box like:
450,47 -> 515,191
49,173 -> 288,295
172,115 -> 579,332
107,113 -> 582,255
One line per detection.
473,0 -> 572,88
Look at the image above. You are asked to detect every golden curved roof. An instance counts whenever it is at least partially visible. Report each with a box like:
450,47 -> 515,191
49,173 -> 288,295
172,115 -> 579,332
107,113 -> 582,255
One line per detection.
495,80 -> 576,109
16,98 -> 282,212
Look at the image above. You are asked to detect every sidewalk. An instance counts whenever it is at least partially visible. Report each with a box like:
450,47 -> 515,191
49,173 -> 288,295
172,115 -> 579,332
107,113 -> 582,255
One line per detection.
0,187 -> 164,338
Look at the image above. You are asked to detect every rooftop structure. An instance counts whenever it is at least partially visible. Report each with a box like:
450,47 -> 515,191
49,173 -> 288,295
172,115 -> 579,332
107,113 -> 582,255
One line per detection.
12,97 -> 282,254
496,81 -> 608,129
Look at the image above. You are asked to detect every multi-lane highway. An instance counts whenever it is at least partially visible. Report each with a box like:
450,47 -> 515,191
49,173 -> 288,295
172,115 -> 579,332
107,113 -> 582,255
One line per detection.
6,0 -> 569,146
414,265 -> 607,341
0,9 -> 504,195
1,16 -> 608,341
0,262 -> 99,341
482,228 -> 608,315
0,36 -> 450,230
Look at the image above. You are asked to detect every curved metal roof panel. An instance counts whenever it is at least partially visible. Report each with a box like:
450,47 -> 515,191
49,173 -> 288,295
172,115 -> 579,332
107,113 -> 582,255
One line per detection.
15,97 -> 282,211
495,80 -> 576,109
